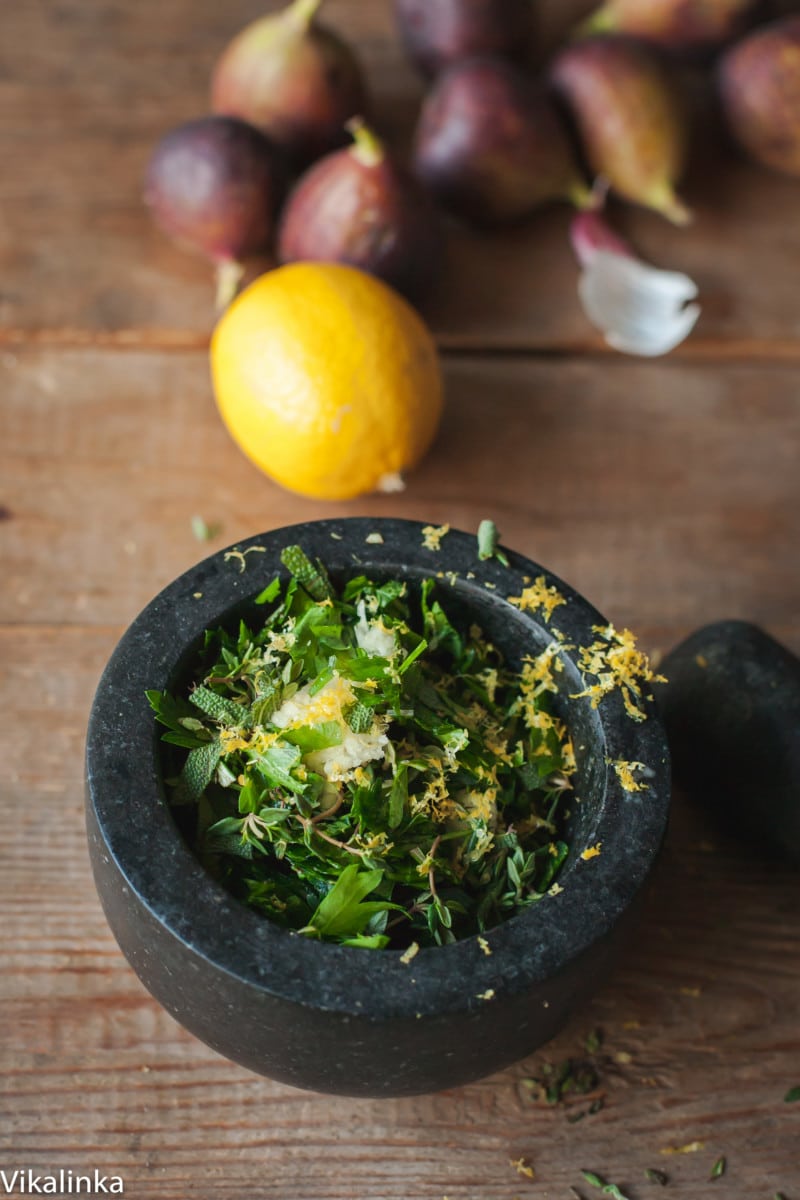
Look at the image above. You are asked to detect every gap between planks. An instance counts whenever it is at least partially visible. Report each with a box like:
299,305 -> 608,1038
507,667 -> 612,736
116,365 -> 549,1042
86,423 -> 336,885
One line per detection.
4,326 -> 800,365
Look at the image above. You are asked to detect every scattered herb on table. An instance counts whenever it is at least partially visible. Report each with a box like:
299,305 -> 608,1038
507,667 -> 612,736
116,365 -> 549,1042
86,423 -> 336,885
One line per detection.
784,1086 -> 800,1103
710,1156 -> 726,1180
645,1168 -> 669,1185
523,1056 -> 600,1106
148,546 -> 576,950
580,1170 -> 632,1200
585,1027 -> 603,1055
191,515 -> 221,542
520,1027 -> 606,1121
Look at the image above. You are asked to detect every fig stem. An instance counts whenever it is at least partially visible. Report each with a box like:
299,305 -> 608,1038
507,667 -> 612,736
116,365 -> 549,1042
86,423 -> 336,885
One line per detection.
569,181 -> 598,211
650,188 -> 693,227
215,260 -> 246,312
285,0 -> 323,30
345,117 -> 384,168
575,5 -> 615,38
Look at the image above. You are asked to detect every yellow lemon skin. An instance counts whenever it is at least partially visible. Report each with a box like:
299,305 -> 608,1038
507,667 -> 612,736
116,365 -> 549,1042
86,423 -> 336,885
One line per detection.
210,262 -> 443,500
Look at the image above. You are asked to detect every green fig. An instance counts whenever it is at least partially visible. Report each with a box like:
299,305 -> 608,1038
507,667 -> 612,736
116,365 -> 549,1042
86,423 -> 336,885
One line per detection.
551,37 -> 691,224
211,0 -> 367,167
719,17 -> 800,177
579,0 -> 755,50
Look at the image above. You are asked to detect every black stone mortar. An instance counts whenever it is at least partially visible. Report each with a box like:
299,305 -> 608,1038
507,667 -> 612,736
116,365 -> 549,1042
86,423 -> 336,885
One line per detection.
85,518 -> 670,1097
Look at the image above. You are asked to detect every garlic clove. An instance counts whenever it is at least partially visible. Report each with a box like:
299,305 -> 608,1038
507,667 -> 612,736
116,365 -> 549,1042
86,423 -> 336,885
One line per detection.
571,210 -> 700,357
579,251 -> 700,357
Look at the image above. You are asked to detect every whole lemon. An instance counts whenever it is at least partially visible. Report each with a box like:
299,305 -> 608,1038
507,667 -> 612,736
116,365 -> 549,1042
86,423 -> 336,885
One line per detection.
210,262 -> 443,500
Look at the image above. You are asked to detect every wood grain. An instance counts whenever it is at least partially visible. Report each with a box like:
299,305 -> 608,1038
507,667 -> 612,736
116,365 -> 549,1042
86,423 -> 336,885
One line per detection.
2,0 -> 800,1195
2,631 -> 799,1198
2,346 -> 799,645
3,0 -> 800,353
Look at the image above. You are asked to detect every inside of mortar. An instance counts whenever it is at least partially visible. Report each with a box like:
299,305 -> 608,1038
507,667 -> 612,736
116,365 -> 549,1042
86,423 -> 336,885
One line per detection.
155,565 -> 608,943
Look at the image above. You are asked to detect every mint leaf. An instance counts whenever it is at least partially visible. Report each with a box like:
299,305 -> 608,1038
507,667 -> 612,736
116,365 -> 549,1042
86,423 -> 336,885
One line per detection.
304,865 -> 393,939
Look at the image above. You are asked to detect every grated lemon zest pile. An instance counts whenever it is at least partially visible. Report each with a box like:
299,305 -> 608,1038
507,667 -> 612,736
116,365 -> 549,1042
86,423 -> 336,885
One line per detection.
508,576 -> 567,622
270,673 -> 389,782
572,624 -> 666,722
609,758 -> 649,792
421,523 -> 450,551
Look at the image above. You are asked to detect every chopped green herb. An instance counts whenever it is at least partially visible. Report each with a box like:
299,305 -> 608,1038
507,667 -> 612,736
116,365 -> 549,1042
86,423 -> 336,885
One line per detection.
580,1172 -> 632,1200
477,519 -> 509,567
710,1157 -> 726,1180
191,515 -> 221,542
784,1086 -> 800,1103
149,548 -> 576,949
585,1027 -> 603,1055
645,1168 -> 668,1186
522,1056 -> 599,1107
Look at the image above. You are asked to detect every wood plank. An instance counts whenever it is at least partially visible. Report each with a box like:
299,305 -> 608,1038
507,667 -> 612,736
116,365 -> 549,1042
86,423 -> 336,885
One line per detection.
2,627 -> 799,1197
2,345 -> 799,648
3,0 -> 800,352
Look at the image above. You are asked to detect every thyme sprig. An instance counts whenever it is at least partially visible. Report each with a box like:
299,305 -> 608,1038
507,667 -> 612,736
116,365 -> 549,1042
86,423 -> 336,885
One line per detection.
148,547 -> 576,949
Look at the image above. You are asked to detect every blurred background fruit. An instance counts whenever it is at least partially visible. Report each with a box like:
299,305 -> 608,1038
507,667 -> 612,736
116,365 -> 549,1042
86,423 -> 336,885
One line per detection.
211,0 -> 367,166
144,115 -> 286,308
393,0 -> 536,77
414,57 -> 590,226
577,0 -> 756,49
719,16 -> 800,175
551,36 -> 692,224
278,118 -> 443,303
210,263 -> 444,500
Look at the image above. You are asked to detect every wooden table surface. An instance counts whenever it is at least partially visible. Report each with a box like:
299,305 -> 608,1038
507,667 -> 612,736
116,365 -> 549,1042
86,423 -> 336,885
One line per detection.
2,1 -> 799,1196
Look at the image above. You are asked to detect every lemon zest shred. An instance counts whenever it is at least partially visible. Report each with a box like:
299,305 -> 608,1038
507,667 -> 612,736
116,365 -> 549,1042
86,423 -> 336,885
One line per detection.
223,545 -> 266,574
400,941 -> 420,965
609,758 -> 649,792
421,523 -> 450,551
581,842 -> 602,861
509,1158 -> 535,1181
508,576 -> 567,622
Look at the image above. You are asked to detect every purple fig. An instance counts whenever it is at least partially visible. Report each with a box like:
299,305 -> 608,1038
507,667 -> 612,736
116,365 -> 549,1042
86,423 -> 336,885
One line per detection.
393,0 -> 535,77
277,119 -> 443,302
413,57 -> 591,227
578,0 -> 755,49
211,0 -> 367,166
719,17 -> 800,176
144,116 -> 286,307
551,37 -> 691,225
